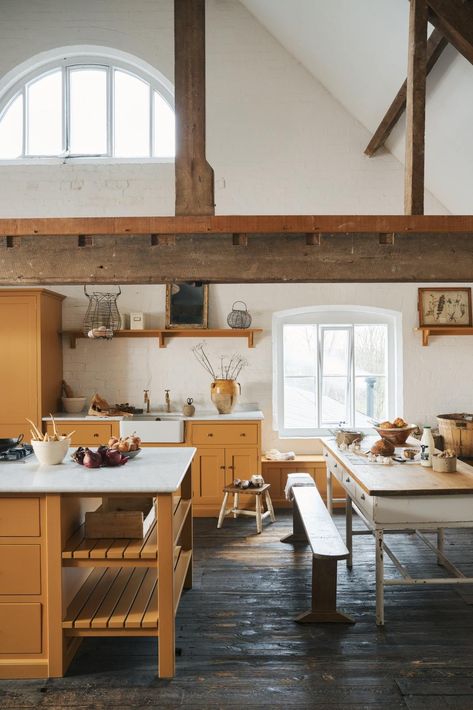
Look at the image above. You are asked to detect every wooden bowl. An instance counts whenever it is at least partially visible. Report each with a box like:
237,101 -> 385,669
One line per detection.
373,425 -> 417,446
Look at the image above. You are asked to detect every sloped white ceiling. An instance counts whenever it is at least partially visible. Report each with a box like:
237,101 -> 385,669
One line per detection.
241,0 -> 473,214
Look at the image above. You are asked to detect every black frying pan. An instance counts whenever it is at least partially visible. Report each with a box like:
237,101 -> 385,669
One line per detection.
0,434 -> 23,453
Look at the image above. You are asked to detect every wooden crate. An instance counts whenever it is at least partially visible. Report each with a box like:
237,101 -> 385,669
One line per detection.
85,497 -> 155,539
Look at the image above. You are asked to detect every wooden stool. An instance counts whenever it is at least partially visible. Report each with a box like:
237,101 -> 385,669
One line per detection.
217,483 -> 276,534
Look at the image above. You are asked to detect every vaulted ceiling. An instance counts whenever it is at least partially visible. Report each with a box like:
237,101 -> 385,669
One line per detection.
241,0 -> 473,214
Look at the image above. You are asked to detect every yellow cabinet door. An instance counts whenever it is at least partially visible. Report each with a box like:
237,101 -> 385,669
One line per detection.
192,447 -> 226,506
225,447 -> 259,485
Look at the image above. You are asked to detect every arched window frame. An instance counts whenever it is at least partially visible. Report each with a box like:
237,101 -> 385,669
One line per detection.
0,45 -> 175,163
272,305 -> 403,437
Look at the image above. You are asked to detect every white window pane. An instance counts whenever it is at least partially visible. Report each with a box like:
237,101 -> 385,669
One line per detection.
26,70 -> 62,155
153,92 -> 175,157
321,377 -> 349,426
69,68 -> 107,155
322,329 -> 350,376
283,324 -> 316,376
354,325 -> 387,376
114,70 -> 150,157
355,376 -> 386,427
0,94 -> 23,158
284,377 -> 316,429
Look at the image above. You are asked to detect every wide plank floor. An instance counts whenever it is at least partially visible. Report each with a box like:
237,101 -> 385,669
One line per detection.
2,511 -> 473,709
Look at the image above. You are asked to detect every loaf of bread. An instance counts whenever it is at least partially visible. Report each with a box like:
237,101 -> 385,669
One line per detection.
370,438 -> 395,456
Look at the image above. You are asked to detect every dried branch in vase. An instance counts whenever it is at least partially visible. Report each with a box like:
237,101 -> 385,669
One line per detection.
192,342 -> 248,380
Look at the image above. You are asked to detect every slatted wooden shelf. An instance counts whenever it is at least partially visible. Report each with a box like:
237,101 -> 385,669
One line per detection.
62,496 -> 188,567
62,328 -> 262,349
63,547 -> 190,636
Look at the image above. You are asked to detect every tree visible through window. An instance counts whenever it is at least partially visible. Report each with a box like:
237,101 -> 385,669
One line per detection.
0,59 -> 175,159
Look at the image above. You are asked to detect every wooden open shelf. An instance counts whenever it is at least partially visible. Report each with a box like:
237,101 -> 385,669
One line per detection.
416,326 -> 473,346
62,496 -> 190,567
62,328 -> 262,349
63,547 -> 192,635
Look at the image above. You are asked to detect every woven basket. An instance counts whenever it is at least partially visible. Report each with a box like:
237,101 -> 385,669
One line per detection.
432,455 -> 457,473
437,413 -> 473,457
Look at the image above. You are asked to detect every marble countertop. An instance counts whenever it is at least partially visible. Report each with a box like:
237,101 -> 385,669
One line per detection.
43,406 -> 264,422
0,447 -> 196,493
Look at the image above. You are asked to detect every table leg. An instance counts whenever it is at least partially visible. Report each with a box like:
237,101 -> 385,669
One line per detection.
157,493 -> 175,678
375,529 -> 385,626
217,492 -> 229,528
346,495 -> 353,570
437,528 -> 445,566
326,468 -> 333,515
233,492 -> 238,518
256,493 -> 263,534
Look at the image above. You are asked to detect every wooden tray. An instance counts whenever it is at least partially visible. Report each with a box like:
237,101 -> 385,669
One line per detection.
85,496 -> 155,539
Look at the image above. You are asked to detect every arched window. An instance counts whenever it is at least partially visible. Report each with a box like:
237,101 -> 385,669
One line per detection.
0,47 -> 175,160
273,305 -> 402,436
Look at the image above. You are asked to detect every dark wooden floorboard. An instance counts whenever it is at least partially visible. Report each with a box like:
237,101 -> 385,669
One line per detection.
2,511 -> 473,708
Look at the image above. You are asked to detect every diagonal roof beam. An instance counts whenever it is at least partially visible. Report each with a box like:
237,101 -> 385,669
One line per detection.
426,0 -> 473,65
365,29 -> 447,157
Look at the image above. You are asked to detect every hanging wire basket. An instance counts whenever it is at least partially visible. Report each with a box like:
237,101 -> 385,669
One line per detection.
82,286 -> 122,339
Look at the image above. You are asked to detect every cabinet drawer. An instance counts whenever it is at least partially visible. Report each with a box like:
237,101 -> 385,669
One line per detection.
0,603 -> 42,654
46,422 -> 114,446
191,423 -> 258,446
354,485 -> 374,518
0,498 -> 40,537
0,545 -> 41,595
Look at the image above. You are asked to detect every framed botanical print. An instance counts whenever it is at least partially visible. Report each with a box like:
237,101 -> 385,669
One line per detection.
165,283 -> 209,329
418,287 -> 472,327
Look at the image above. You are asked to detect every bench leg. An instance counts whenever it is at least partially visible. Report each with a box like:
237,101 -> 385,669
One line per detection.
217,492 -> 229,529
296,557 -> 355,624
346,495 -> 353,570
280,501 -> 308,544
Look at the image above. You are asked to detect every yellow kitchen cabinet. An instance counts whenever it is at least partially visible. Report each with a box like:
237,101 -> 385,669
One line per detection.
0,290 -> 64,441
187,421 -> 262,516
45,421 -> 119,446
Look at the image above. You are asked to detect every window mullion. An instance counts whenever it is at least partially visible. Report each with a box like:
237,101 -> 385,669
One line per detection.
348,326 -> 354,428
22,87 -> 27,157
149,86 -> 154,157
63,67 -> 69,155
107,66 -> 113,157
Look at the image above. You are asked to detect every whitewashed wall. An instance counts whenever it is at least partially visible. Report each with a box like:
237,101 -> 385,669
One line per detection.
0,1 -> 461,454
56,282 -> 470,452
0,0 -> 445,215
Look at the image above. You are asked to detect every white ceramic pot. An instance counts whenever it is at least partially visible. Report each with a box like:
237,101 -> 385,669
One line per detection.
62,397 -> 86,413
32,438 -> 71,465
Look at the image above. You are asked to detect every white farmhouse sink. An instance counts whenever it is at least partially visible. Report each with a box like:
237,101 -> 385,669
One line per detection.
120,417 -> 184,443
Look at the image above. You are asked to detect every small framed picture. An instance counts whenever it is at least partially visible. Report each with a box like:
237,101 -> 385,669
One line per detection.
165,283 -> 209,329
418,287 -> 472,327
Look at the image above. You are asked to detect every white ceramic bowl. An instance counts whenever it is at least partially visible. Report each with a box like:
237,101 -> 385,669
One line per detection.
32,438 -> 71,466
62,397 -> 86,413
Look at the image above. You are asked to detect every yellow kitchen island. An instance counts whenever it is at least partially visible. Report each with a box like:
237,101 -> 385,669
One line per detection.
0,446 -> 195,680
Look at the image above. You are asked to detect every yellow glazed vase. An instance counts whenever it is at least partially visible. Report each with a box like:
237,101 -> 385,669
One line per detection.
210,379 -> 241,414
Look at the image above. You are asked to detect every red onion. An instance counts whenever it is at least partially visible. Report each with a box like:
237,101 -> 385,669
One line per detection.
83,449 -> 102,468
105,448 -> 127,467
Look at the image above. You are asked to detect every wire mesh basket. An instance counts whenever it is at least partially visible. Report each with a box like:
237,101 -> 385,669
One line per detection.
82,286 -> 122,339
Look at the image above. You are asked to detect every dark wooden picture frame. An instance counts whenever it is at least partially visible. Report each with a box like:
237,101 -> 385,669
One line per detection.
418,287 -> 472,327
165,283 -> 209,329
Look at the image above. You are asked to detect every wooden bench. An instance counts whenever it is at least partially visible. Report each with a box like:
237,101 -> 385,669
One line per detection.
281,486 -> 354,624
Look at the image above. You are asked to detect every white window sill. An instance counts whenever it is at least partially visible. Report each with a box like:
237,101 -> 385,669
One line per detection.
0,156 -> 175,166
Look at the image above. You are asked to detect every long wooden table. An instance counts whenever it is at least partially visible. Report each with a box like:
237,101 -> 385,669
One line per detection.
321,437 -> 473,625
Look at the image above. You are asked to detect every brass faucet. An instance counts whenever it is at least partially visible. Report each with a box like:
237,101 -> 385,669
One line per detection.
165,389 -> 171,413
143,389 -> 150,413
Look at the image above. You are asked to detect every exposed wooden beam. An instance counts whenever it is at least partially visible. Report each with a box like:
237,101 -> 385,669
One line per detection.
1,232 -> 473,284
365,29 -> 447,157
174,0 -> 215,216
405,0 -> 428,215
2,215 -> 473,236
427,0 -> 473,65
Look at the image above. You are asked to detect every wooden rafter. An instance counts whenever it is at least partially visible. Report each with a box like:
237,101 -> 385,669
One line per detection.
174,0 -> 215,216
365,29 -> 447,157
405,0 -> 428,215
427,0 -> 473,65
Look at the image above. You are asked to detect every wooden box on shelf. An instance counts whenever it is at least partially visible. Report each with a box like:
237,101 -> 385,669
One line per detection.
84,496 -> 155,539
